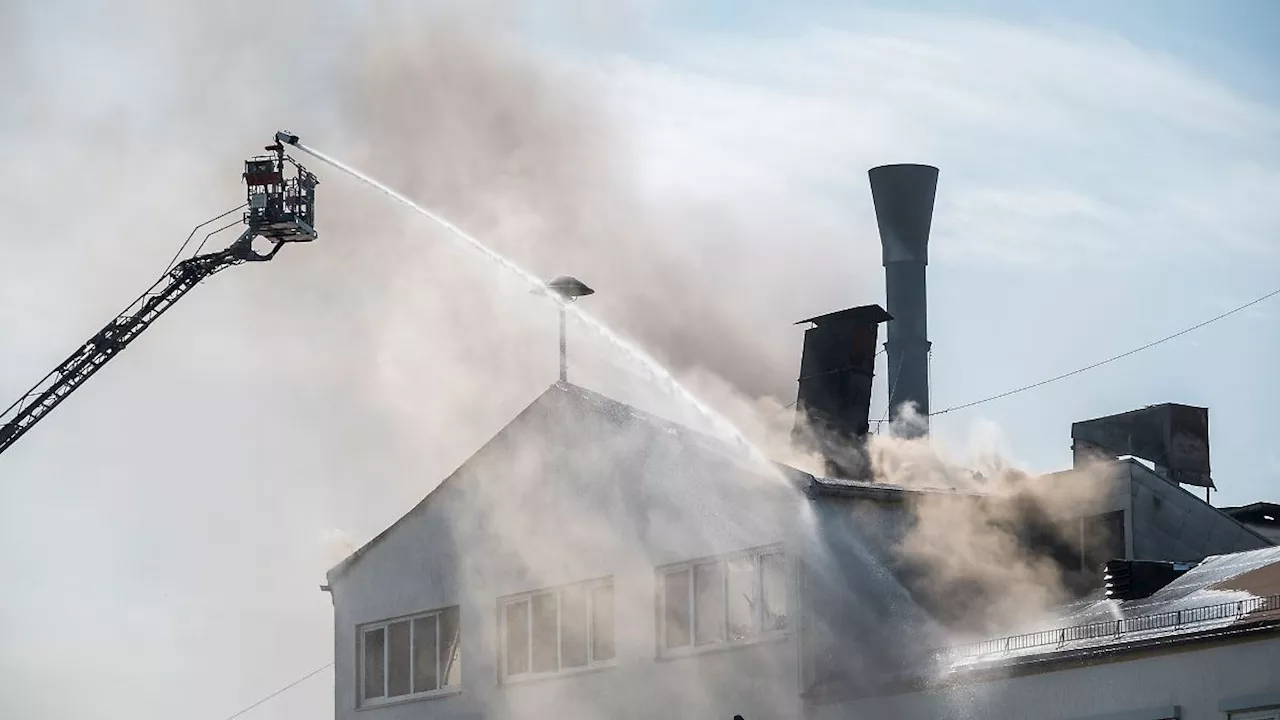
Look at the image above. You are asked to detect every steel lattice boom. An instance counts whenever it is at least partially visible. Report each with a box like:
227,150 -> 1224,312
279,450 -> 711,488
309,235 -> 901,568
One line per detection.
0,134 -> 318,459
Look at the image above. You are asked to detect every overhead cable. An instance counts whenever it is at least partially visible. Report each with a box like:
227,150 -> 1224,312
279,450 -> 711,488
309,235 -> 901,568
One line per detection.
221,662 -> 333,720
932,286 -> 1280,416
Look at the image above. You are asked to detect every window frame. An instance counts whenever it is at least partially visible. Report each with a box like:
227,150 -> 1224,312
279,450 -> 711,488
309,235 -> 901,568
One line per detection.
1230,711 -> 1280,720
656,543 -> 788,659
1222,691 -> 1280,717
497,576 -> 617,684
357,606 -> 461,708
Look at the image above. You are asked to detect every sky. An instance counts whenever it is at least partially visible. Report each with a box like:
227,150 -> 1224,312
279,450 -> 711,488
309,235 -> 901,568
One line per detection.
0,1 -> 1277,718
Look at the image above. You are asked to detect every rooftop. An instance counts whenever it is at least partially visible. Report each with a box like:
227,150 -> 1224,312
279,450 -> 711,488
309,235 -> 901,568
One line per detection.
326,381 -> 990,586
936,545 -> 1280,672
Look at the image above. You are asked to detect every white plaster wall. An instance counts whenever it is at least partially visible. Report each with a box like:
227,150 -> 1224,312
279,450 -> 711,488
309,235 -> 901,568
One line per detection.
331,486 -> 805,720
329,389 -> 811,720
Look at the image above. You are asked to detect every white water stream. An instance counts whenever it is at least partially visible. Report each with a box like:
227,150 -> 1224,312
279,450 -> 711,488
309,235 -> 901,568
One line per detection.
290,139 -> 772,469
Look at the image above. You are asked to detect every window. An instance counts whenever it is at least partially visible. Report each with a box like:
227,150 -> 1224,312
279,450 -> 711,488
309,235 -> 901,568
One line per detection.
499,578 -> 615,682
659,545 -> 786,656
359,606 -> 460,705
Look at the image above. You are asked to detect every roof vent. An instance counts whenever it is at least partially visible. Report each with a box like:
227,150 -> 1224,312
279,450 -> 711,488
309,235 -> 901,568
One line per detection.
1103,559 -> 1197,601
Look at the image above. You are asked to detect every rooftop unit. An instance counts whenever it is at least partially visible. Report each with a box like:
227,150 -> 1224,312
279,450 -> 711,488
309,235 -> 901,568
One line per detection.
1072,403 -> 1213,489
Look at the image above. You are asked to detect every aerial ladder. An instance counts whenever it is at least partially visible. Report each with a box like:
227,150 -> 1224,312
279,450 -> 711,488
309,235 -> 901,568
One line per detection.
0,132 -> 318,458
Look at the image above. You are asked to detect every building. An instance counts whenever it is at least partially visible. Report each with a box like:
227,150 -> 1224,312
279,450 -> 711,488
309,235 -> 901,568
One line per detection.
807,546 -> 1280,720
322,163 -> 1276,719
323,380 -> 944,720
1033,454 -> 1273,589
322,377 -> 1273,719
1221,504 -> 1280,545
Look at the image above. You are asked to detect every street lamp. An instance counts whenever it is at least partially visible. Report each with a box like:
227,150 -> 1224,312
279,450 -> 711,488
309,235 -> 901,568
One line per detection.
541,275 -> 594,383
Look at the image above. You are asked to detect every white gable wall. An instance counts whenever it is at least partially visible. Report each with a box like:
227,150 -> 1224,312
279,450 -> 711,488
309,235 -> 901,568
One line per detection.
329,389 -> 813,720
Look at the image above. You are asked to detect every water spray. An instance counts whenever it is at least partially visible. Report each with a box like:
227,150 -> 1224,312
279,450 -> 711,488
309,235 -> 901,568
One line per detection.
277,131 -> 776,471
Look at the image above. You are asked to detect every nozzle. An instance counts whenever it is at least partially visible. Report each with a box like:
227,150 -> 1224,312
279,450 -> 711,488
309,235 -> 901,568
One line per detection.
275,130 -> 300,146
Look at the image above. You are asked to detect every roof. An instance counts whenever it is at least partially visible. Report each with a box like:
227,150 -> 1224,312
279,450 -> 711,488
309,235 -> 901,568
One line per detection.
1119,459 -> 1275,558
1221,503 -> 1280,543
325,381 -> 968,584
326,382 -> 809,582
808,474 -> 983,501
323,383 -> 556,583
937,545 -> 1280,672
1222,502 -> 1280,523
795,304 -> 893,327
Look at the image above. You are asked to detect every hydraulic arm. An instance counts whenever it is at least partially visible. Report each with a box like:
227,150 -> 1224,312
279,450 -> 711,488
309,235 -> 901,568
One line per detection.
0,133 -> 318,458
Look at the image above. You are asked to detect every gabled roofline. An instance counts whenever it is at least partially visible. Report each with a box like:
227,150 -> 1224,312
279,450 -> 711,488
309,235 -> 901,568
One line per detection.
322,382 -> 993,584
1123,459 -> 1276,547
807,475 -> 984,501
1221,501 -> 1280,518
324,381 -> 802,584
325,382 -> 563,584
795,304 -> 893,327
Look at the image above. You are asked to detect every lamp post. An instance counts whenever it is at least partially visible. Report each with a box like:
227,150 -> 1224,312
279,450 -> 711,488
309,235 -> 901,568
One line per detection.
541,275 -> 594,383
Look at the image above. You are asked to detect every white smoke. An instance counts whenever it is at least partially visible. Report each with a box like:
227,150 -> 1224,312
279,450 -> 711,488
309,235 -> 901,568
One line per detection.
0,2 -> 1273,719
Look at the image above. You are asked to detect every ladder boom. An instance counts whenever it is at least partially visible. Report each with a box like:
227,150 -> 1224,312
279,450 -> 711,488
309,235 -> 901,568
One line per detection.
0,135 -> 318,462
0,231 -> 273,456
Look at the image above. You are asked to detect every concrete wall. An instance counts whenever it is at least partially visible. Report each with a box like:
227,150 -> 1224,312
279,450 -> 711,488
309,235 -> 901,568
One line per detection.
332,483 -> 467,720
331,497 -> 803,720
1041,460 -> 1272,567
1127,463 -> 1272,562
809,634 -> 1280,720
798,495 -> 947,697
328,387 -> 815,720
328,388 -> 1275,720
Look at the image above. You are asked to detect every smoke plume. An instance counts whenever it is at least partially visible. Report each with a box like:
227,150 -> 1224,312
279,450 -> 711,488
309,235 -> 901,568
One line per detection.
0,2 -> 1162,718
865,414 -> 1116,637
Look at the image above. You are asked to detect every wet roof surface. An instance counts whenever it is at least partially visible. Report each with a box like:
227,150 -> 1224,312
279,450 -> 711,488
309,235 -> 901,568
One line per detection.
940,546 -> 1280,670
809,475 -> 983,498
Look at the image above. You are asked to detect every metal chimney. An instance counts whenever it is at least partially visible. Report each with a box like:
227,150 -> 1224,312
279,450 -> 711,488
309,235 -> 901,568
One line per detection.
868,164 -> 938,437
791,304 -> 892,478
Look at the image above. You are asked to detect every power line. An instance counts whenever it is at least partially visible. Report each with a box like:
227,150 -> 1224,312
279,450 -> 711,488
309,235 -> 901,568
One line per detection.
932,286 -> 1280,416
876,346 -> 907,430
222,662 -> 333,720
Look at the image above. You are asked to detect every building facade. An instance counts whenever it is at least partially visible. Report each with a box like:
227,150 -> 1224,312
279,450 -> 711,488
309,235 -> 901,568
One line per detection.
324,380 -> 1274,720
808,547 -> 1280,720
326,383 -> 819,720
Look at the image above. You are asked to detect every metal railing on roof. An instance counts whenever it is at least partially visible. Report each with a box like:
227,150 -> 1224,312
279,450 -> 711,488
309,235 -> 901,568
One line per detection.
936,593 -> 1280,666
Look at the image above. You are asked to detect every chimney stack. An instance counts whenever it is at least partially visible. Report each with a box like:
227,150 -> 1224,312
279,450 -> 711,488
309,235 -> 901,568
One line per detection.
791,304 -> 892,479
869,164 -> 938,437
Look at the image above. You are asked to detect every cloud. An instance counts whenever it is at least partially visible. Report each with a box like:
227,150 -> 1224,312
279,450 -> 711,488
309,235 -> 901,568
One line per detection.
595,12 -> 1280,268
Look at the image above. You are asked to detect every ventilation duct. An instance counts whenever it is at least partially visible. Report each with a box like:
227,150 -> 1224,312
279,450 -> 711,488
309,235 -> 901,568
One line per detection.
791,304 -> 892,478
1104,559 -> 1197,601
